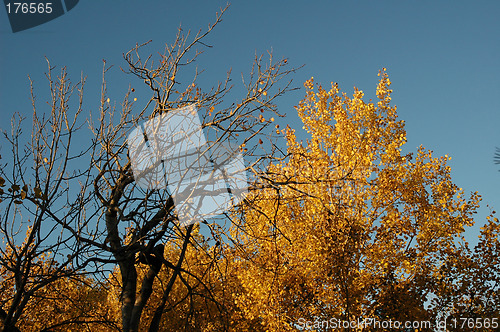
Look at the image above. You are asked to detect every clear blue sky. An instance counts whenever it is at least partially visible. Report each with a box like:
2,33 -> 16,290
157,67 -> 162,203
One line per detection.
1,1 -> 499,245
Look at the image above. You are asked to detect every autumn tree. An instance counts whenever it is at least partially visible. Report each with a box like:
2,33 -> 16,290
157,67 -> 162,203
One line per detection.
0,4 -> 298,331
224,70 -> 499,331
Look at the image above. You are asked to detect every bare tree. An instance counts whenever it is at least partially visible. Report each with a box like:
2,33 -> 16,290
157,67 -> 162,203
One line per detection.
0,62 -> 114,331
1,4 -> 298,331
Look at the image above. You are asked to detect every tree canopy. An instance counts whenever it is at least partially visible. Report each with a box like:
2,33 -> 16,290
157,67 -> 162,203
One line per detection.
1,9 -> 498,332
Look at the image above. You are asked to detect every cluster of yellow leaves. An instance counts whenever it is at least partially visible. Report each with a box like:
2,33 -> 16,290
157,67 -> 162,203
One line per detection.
0,243 -> 115,331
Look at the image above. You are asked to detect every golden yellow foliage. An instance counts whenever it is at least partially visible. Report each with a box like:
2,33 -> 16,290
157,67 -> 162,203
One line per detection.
2,71 -> 497,331
225,70 -> 494,331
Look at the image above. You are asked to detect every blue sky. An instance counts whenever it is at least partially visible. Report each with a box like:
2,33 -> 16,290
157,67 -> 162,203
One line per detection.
1,0 -> 499,245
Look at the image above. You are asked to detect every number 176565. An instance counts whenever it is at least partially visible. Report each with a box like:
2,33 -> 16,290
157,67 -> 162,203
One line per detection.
5,2 -> 53,14
449,317 -> 498,329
